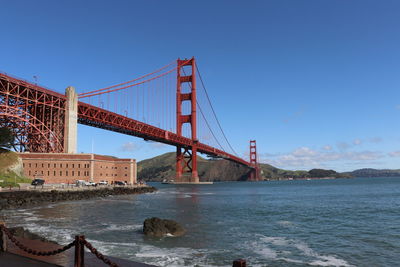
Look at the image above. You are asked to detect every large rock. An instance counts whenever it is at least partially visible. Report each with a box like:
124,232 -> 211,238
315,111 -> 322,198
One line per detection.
8,227 -> 58,244
143,217 -> 186,237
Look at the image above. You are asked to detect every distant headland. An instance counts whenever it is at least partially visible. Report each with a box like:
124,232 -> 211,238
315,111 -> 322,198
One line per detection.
137,152 -> 400,182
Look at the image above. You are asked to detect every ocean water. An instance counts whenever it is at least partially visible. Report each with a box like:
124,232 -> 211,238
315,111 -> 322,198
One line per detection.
2,177 -> 400,267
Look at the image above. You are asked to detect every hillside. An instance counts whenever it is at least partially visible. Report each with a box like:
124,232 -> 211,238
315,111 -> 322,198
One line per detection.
349,168 -> 400,177
137,152 -> 349,182
137,152 -> 250,182
0,149 -> 31,187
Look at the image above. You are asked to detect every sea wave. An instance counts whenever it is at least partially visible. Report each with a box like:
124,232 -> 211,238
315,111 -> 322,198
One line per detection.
21,223 -> 75,244
249,235 -> 354,267
102,223 -> 142,232
134,245 -> 226,267
83,239 -> 225,267
276,220 -> 295,228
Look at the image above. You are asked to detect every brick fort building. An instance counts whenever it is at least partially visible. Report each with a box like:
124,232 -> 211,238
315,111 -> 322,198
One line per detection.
18,153 -> 137,185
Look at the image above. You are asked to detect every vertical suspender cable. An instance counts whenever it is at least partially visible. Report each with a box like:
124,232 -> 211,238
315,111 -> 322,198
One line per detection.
196,64 -> 239,157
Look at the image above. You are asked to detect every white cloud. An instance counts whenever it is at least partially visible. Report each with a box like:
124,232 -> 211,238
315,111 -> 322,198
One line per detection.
142,140 -> 168,149
292,147 -> 318,157
259,152 -> 279,157
323,145 -> 332,151
150,142 -> 167,149
369,137 -> 382,143
337,142 -> 350,150
353,139 -> 362,145
121,142 -> 139,152
261,146 -> 384,169
345,151 -> 382,161
388,151 -> 400,157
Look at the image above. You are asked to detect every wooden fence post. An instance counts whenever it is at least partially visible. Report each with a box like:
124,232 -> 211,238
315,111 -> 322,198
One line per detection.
233,259 -> 246,267
0,222 -> 7,252
74,235 -> 84,267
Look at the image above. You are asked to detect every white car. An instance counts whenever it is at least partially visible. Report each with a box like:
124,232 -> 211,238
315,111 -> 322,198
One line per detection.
76,180 -> 86,186
98,181 -> 108,185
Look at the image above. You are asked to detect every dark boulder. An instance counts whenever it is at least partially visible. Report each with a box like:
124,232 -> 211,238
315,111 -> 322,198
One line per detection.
143,217 -> 186,237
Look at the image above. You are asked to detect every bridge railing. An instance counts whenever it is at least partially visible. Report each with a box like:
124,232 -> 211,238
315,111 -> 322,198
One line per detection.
0,72 -> 66,98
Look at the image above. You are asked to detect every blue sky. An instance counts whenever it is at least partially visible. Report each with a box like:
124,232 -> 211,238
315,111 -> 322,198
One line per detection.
1,0 -> 400,171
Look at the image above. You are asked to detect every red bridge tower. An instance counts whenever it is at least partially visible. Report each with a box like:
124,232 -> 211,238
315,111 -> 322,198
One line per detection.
176,58 -> 199,183
249,140 -> 260,181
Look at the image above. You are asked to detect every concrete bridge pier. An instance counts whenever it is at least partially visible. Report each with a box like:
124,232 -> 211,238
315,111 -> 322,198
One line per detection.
64,86 -> 78,153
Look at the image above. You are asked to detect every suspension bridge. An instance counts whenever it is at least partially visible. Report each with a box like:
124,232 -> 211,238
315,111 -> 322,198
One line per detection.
0,58 -> 260,182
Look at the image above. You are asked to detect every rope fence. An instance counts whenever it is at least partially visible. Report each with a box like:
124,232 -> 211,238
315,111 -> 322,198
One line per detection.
0,222 -> 247,267
0,222 -> 118,267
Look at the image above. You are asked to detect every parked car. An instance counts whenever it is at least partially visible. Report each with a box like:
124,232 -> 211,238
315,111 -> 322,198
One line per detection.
31,178 -> 45,186
98,180 -> 108,185
76,180 -> 86,186
114,181 -> 126,186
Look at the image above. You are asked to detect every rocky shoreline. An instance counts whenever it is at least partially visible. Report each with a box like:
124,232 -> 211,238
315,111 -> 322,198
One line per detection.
0,186 -> 157,210
6,226 -> 59,244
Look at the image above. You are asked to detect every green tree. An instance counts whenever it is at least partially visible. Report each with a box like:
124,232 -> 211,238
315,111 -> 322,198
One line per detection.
0,127 -> 14,150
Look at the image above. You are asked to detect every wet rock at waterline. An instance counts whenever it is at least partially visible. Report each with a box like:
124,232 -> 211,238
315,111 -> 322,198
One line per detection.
0,187 -> 157,210
8,227 -> 58,244
143,217 -> 186,237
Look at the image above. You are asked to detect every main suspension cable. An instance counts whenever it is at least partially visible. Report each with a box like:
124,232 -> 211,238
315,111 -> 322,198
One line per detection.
79,60 -> 176,97
80,67 -> 177,98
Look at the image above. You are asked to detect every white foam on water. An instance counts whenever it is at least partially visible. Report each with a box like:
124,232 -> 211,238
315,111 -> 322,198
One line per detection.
12,211 -> 36,217
260,236 -> 289,246
309,255 -> 354,267
276,220 -> 295,227
80,240 -> 136,259
134,245 -> 212,267
280,258 -> 305,264
103,223 -> 142,232
23,217 -> 40,222
86,238 -> 228,267
47,217 -> 69,222
293,241 -> 316,256
187,192 -> 215,195
256,246 -> 277,259
250,239 -> 304,264
293,241 -> 354,267
10,222 -> 75,245
5,210 -> 39,222
249,235 -> 354,267
86,238 -> 136,254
